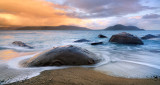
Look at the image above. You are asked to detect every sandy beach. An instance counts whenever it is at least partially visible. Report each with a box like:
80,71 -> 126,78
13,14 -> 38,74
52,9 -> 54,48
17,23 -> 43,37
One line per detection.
8,67 -> 160,85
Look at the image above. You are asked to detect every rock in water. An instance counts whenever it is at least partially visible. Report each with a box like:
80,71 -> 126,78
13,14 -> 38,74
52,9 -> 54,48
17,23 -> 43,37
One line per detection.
21,45 -> 100,67
74,39 -> 90,42
141,34 -> 157,40
109,32 -> 143,45
12,41 -> 33,49
91,42 -> 103,45
98,34 -> 107,38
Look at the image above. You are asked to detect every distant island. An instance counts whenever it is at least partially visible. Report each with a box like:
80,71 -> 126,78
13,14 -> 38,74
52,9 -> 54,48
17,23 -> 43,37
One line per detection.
104,24 -> 144,31
0,25 -> 90,30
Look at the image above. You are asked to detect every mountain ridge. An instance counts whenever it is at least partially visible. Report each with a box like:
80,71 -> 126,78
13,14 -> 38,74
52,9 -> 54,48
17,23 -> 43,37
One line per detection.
0,25 -> 91,30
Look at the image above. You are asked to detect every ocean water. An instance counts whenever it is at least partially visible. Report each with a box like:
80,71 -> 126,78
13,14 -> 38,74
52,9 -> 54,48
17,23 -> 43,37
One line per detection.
0,30 -> 160,84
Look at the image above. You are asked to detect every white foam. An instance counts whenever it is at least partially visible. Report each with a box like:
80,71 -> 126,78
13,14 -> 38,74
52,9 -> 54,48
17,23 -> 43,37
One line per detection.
7,54 -> 37,69
0,45 -> 35,52
95,61 -> 160,78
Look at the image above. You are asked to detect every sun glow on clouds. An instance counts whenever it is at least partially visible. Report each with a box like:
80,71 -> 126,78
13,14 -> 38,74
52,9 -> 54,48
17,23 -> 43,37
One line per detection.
0,0 -> 126,29
0,0 -> 160,30
128,16 -> 142,19
78,18 -> 111,30
0,0 -> 82,26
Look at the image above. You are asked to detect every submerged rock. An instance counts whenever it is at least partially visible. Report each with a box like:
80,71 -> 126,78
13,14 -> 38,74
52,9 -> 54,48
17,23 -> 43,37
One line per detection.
12,41 -> 33,49
141,34 -> 158,40
109,32 -> 143,45
74,39 -> 90,42
21,45 -> 100,67
91,42 -> 103,45
98,34 -> 107,38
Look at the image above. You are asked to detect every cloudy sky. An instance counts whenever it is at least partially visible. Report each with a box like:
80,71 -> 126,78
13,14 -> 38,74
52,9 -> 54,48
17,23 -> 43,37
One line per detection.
0,0 -> 160,30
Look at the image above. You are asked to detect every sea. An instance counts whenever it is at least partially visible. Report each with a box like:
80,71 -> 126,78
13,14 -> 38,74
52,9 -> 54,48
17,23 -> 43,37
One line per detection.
0,30 -> 160,84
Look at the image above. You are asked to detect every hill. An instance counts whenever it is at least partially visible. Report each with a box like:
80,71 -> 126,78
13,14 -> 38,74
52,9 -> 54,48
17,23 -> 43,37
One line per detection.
104,24 -> 144,30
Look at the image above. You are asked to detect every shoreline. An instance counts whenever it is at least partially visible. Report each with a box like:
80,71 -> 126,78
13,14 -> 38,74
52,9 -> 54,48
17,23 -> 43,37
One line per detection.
8,67 -> 160,85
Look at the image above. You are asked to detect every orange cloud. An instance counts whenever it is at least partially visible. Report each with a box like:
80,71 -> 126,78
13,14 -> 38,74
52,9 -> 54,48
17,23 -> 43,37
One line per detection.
0,0 -> 81,26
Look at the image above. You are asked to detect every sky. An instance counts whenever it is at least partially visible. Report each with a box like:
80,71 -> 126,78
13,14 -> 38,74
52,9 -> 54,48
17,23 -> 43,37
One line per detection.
0,0 -> 160,30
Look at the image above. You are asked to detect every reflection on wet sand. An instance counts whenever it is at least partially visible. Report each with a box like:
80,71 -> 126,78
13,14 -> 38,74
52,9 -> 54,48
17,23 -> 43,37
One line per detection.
2,35 -> 14,39
0,50 -> 34,61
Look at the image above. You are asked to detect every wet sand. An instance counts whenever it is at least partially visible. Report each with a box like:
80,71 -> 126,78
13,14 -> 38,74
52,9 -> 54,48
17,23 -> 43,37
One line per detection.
0,50 -> 35,61
8,67 -> 160,85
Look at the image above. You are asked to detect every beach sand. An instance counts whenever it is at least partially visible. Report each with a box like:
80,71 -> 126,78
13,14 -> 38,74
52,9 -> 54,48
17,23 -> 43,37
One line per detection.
8,67 -> 160,85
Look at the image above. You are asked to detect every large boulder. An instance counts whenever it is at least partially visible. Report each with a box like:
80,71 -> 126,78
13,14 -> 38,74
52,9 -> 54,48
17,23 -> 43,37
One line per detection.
74,39 -> 90,42
141,34 -> 158,40
98,34 -> 107,38
12,41 -> 33,49
21,45 -> 100,67
109,32 -> 144,45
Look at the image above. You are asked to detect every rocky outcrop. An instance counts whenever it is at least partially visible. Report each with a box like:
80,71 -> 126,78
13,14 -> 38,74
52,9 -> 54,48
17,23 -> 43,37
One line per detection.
12,41 -> 33,49
109,32 -> 143,45
74,39 -> 90,42
98,34 -> 107,38
21,45 -> 100,67
141,34 -> 159,40
91,42 -> 103,45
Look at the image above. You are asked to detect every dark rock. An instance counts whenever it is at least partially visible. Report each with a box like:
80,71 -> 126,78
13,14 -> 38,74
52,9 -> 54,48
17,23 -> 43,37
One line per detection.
109,32 -> 143,45
141,34 -> 157,40
74,39 -> 90,42
21,45 -> 100,67
98,34 -> 107,38
91,42 -> 103,45
12,41 -> 33,49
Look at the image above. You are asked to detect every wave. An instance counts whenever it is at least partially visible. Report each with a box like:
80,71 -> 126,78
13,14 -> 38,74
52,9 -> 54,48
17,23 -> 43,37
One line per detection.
148,38 -> 160,40
0,47 -> 7,50
0,45 -> 36,52
120,60 -> 160,70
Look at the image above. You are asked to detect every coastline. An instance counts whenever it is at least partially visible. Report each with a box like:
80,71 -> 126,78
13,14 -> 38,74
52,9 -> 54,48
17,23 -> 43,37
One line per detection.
8,67 -> 160,85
